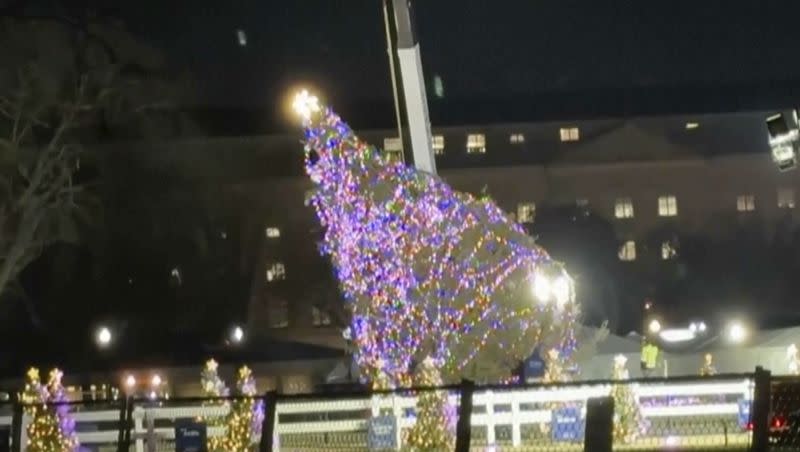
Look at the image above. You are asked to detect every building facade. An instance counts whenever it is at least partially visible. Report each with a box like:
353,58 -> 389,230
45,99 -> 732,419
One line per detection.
109,111 -> 799,352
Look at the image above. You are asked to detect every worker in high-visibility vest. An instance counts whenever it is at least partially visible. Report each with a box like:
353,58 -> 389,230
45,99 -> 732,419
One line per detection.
640,338 -> 659,378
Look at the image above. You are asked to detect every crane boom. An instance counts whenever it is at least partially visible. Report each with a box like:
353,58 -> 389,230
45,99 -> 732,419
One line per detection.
390,0 -> 437,175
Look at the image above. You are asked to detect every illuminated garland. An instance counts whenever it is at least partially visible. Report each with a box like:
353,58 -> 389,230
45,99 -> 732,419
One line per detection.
200,359 -> 229,452
405,357 -> 454,450
22,368 -> 78,452
221,366 -> 258,452
298,92 -> 579,385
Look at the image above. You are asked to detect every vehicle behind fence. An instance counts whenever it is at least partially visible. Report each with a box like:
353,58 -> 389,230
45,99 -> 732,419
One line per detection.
2,366 -> 797,451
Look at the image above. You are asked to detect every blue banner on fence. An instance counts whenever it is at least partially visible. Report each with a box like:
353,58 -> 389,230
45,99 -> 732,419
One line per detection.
175,420 -> 208,452
738,399 -> 752,429
368,415 -> 398,450
552,406 -> 584,442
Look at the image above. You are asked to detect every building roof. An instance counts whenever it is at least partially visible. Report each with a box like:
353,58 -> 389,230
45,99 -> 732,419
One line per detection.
557,123 -> 697,165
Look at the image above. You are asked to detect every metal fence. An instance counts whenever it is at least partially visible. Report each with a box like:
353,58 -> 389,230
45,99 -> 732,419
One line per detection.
0,367 -> 786,452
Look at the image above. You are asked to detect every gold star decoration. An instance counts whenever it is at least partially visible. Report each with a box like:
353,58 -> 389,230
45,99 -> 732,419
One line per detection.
238,365 -> 251,378
26,367 -> 40,383
206,359 -> 218,372
48,368 -> 63,386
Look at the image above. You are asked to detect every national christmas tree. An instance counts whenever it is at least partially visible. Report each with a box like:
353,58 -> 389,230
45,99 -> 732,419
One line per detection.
295,91 -> 579,386
405,357 -> 454,451
21,368 -> 78,452
610,355 -> 644,443
221,366 -> 258,452
200,359 -> 229,451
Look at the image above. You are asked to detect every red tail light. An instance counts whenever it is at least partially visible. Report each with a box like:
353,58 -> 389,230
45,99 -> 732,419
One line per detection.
772,416 -> 786,428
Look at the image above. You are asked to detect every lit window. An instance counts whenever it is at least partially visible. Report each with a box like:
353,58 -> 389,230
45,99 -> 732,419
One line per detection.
466,134 -> 486,154
559,127 -> 580,142
384,137 -> 402,152
736,195 -> 755,212
618,241 -> 636,261
685,122 -> 699,130
236,29 -> 247,46
432,135 -> 445,155
661,241 -> 677,260
510,133 -> 525,144
383,137 -> 404,162
170,267 -> 182,285
517,203 -> 536,223
312,306 -> 332,327
614,198 -> 634,219
266,263 -> 286,282
269,299 -> 289,328
658,195 -> 678,217
265,227 -> 280,238
576,198 -> 589,208
778,188 -> 796,209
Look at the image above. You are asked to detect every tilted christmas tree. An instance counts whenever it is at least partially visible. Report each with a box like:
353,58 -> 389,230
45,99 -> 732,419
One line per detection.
222,366 -> 258,452
405,356 -> 455,451
295,90 -> 579,385
21,368 -> 78,452
200,359 -> 229,451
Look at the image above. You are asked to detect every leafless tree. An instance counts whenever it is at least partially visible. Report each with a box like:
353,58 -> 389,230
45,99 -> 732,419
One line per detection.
0,67 -> 97,311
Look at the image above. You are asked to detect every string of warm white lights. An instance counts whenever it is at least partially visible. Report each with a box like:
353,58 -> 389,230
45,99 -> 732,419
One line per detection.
22,368 -> 79,452
296,91 -> 579,385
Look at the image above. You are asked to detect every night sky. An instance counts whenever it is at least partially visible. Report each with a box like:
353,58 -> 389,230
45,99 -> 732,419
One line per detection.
102,1 -> 800,119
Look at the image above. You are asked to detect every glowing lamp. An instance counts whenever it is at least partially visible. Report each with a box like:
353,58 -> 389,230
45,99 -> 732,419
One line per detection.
728,321 -> 748,343
96,326 -> 112,348
648,319 -> 662,334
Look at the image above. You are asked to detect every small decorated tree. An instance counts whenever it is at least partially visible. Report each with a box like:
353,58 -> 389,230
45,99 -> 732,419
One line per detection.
200,359 -> 229,451
21,368 -> 78,452
405,357 -> 454,451
610,355 -> 644,444
222,366 -> 257,451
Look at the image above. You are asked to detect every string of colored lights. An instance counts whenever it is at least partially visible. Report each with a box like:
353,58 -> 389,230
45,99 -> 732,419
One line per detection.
299,95 -> 578,385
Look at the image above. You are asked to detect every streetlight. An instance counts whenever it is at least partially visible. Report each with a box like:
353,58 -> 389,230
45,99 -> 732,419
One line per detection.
95,326 -> 112,348
124,375 -> 136,392
727,321 -> 748,344
531,270 -> 573,308
648,319 -> 662,334
230,325 -> 245,344
151,374 -> 162,388
532,274 -> 551,305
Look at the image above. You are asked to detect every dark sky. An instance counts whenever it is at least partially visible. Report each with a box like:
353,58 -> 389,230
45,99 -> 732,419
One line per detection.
105,1 -> 800,115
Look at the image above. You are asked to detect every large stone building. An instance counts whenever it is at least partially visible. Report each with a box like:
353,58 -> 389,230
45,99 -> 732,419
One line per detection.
146,111 -> 791,349
94,110 -> 800,363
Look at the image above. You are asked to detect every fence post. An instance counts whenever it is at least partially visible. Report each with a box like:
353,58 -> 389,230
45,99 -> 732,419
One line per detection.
10,399 -> 22,452
751,366 -> 771,452
454,380 -> 474,452
116,396 -> 128,452
583,396 -> 614,452
124,397 -> 135,452
258,390 -> 278,452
